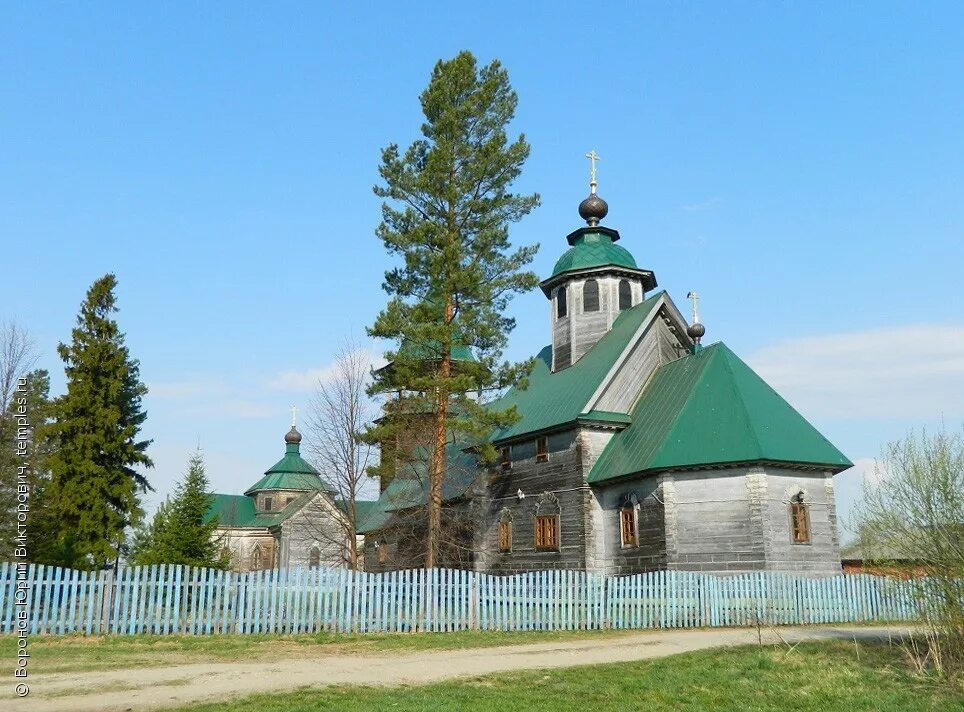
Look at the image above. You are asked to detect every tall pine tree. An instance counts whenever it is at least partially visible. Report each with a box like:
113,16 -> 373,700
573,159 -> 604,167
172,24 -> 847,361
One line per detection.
366,52 -> 539,567
47,274 -> 152,569
131,451 -> 228,568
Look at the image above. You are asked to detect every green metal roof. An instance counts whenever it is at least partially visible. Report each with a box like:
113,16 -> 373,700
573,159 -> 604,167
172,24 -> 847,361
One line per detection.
356,496 -> 392,534
333,499 -> 378,528
396,339 -> 476,363
490,292 -> 664,442
550,229 -> 638,278
355,444 -> 481,533
205,491 -> 314,528
245,442 -> 326,495
587,342 -> 853,483
579,410 -> 633,426
206,493 -> 257,527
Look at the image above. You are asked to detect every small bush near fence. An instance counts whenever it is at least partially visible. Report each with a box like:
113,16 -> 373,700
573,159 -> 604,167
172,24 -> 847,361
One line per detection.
0,563 -> 921,637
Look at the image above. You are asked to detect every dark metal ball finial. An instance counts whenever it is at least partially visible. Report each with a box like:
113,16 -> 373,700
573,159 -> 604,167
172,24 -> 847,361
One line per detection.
687,322 -> 706,342
578,193 -> 609,226
285,426 -> 302,444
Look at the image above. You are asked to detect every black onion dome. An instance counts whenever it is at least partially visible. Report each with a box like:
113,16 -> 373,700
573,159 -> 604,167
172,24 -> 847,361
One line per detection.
687,322 -> 706,340
578,193 -> 609,226
284,426 -> 302,444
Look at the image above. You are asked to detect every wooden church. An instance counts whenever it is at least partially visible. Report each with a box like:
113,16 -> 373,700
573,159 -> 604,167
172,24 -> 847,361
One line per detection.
359,160 -> 852,576
205,424 -> 373,572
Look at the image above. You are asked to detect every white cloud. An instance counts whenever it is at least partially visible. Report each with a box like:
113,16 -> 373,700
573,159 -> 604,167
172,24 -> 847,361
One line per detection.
747,323 -> 964,420
267,347 -> 386,393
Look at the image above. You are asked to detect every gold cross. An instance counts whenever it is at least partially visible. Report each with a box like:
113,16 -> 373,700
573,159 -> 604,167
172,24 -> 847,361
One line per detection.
686,291 -> 701,324
585,150 -> 600,193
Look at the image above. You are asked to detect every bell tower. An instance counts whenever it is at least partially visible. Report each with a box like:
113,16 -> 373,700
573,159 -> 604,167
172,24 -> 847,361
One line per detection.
540,152 -> 657,370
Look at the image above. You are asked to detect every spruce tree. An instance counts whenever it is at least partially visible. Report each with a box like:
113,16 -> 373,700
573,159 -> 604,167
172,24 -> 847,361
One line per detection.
128,498 -> 171,565
366,51 -> 539,567
47,274 -> 153,569
132,451 -> 228,568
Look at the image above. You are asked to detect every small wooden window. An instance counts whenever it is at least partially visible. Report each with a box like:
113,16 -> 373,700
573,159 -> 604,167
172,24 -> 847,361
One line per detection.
498,520 -> 512,553
251,544 -> 264,570
583,279 -> 599,312
535,515 -> 559,551
618,280 -> 632,310
500,446 -> 512,471
620,506 -> 637,547
263,497 -> 273,512
536,436 -> 549,463
308,546 -> 321,568
790,500 -> 811,545
556,286 -> 568,318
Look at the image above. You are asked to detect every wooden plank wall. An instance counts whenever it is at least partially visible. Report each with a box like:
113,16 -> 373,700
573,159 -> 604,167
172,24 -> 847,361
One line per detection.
0,562 -> 923,636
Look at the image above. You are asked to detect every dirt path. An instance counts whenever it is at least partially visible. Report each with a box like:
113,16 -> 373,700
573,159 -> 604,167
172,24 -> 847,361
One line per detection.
9,625 -> 910,712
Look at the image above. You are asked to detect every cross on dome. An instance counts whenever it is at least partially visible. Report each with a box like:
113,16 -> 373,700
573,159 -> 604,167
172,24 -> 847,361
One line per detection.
585,149 -> 600,194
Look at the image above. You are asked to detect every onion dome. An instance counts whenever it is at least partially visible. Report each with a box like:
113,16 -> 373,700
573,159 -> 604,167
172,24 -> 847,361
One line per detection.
687,322 -> 706,342
578,193 -> 609,226
244,422 -> 327,496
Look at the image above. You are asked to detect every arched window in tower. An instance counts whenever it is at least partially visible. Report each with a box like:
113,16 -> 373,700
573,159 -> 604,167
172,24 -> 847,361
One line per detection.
308,545 -> 321,568
583,279 -> 599,312
789,492 -> 811,545
618,279 -> 632,311
556,286 -> 568,318
498,509 -> 513,553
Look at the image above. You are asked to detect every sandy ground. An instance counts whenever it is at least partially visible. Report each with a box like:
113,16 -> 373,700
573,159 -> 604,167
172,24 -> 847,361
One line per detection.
8,625 -> 911,712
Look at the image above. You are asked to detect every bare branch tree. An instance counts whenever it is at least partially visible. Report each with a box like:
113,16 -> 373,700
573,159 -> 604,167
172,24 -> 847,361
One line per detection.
0,321 -> 38,558
0,321 -> 36,418
854,426 -> 964,678
302,340 -> 378,570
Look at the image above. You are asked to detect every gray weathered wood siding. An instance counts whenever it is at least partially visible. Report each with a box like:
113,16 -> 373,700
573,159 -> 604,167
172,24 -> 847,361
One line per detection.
551,276 -> 648,371
664,468 -> 767,572
479,429 -> 589,573
255,489 -> 304,513
589,476 -> 667,574
592,314 -> 683,413
215,529 -> 276,572
759,467 -> 841,575
362,502 -> 476,573
278,493 -> 349,569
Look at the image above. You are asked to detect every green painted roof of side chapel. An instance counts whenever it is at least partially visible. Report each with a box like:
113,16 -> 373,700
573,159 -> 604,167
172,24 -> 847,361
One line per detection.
206,493 -> 257,527
244,436 -> 328,495
490,291 -> 664,442
550,230 -> 638,278
207,492 -> 375,529
587,342 -> 853,483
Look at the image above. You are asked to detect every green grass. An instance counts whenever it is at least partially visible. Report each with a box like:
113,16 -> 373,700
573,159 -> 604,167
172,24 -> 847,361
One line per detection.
173,641 -> 964,712
0,628 -> 636,674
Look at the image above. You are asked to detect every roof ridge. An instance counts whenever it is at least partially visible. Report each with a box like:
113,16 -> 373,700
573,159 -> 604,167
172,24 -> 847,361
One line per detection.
645,344 -> 725,466
715,344 -> 765,459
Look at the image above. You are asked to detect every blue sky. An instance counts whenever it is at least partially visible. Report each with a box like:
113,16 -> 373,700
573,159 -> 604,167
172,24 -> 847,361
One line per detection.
3,3 -> 963,538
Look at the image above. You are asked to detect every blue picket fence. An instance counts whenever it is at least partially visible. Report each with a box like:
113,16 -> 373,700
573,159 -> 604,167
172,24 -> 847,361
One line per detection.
0,562 -> 921,636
